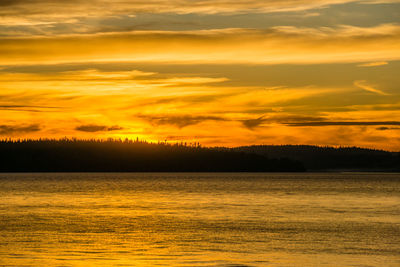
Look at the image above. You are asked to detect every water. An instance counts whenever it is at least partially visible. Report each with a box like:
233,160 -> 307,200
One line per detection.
0,173 -> 399,267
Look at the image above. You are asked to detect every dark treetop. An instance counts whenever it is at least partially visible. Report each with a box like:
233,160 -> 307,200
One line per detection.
1,139 -> 398,172
0,139 -> 305,172
235,145 -> 400,171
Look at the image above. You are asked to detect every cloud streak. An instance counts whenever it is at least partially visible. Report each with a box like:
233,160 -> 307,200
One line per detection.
0,124 -> 41,135
241,114 -> 328,129
0,104 -> 59,112
357,61 -> 388,67
1,0 -> 398,24
1,25 -> 399,65
354,80 -> 390,95
138,114 -> 228,128
75,124 -> 124,132
242,116 -> 266,129
285,121 -> 400,127
376,127 -> 400,130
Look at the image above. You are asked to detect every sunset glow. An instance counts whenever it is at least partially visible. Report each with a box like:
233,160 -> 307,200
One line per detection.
1,0 -> 400,150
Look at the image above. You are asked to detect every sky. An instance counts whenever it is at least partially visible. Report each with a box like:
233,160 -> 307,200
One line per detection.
0,0 -> 399,150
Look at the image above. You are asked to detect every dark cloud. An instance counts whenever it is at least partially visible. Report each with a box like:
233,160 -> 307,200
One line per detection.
242,116 -> 265,129
0,1 -> 392,14
75,124 -> 124,132
240,115 -> 400,129
0,0 -> 81,7
0,105 -> 59,112
107,125 -> 124,131
285,121 -> 400,127
275,115 -> 326,122
138,112 -> 400,131
0,0 -> 26,7
138,114 -> 227,128
241,114 -> 326,129
134,92 -> 235,108
376,126 -> 400,131
0,124 -> 40,135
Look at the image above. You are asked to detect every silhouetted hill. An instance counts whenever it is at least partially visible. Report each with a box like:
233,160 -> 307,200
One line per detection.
0,139 -> 305,172
235,145 -> 400,171
1,140 -> 398,172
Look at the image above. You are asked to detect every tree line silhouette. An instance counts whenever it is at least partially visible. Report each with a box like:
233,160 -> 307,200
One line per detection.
235,145 -> 400,171
0,139 -> 305,172
1,139 -> 398,172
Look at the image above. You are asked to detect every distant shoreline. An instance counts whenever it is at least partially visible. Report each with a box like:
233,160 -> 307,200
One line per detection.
0,140 -> 398,172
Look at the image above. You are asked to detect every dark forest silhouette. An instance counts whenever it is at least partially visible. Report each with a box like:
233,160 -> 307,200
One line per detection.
236,145 -> 400,171
0,139 -> 305,172
0,139 -> 399,172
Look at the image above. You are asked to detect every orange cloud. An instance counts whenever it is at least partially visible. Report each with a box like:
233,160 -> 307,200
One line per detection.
1,25 -> 399,65
357,61 -> 388,67
1,0 -> 397,25
354,80 -> 390,95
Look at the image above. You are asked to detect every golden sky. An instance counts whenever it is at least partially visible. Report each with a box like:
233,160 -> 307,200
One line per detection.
0,0 -> 400,150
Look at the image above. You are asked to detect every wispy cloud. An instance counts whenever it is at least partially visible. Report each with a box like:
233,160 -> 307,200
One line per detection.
138,114 -> 228,128
241,116 -> 265,129
354,80 -> 389,95
0,104 -> 59,112
1,25 -> 399,65
75,124 -> 124,132
0,124 -> 41,135
1,0 -> 397,24
357,61 -> 388,67
61,69 -> 156,80
285,121 -> 400,126
241,114 -> 328,129
376,127 -> 400,130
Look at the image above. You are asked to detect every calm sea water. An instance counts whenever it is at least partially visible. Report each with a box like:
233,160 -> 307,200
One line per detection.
0,173 -> 399,267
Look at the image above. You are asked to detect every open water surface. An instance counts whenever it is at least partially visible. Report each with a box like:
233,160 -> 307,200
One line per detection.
0,173 -> 399,266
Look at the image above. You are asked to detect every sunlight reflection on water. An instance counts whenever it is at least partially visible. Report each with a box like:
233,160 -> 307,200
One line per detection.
0,173 -> 399,266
